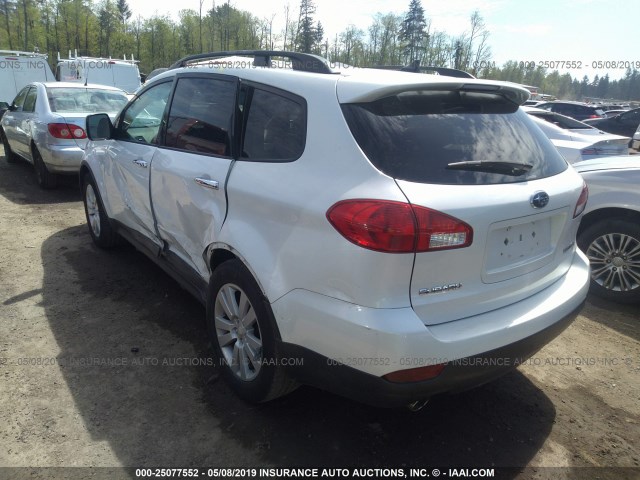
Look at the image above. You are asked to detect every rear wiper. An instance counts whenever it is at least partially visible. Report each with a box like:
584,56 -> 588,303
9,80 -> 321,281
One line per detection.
446,160 -> 533,176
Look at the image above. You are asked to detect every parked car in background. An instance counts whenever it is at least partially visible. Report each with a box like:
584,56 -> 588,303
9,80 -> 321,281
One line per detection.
575,157 -> 640,303
535,101 -> 605,121
633,124 -> 640,151
79,50 -> 589,408
56,52 -> 141,94
0,81 -> 128,188
602,109 -> 629,118
0,50 -> 55,114
527,114 -> 629,163
583,108 -> 640,145
524,107 -> 624,137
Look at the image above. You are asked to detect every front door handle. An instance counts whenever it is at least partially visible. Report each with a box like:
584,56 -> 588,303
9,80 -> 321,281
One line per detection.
133,158 -> 148,168
194,177 -> 219,190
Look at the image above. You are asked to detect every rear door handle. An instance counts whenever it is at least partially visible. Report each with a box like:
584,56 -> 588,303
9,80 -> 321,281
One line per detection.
195,177 -> 219,190
132,158 -> 148,168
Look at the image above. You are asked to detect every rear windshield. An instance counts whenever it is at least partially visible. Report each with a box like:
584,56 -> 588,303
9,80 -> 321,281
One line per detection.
46,87 -> 128,114
342,91 -> 568,185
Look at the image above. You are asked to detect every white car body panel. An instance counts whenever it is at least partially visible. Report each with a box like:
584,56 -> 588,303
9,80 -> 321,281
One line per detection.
151,148 -> 232,278
574,157 -> 640,216
272,249 -> 589,377
399,170 -> 585,325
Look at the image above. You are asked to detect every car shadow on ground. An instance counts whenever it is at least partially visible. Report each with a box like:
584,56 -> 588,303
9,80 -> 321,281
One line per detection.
0,155 -> 80,205
38,224 -> 557,476
584,297 -> 640,343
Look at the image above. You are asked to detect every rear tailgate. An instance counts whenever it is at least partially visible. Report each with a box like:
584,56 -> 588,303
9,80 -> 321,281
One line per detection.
338,76 -> 585,326
398,176 -> 583,325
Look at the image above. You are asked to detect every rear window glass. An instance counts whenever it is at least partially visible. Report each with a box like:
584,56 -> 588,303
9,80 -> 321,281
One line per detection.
47,87 -> 128,114
342,91 -> 568,185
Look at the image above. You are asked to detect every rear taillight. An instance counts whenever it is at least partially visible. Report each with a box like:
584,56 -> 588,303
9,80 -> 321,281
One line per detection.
326,199 -> 473,253
48,123 -> 87,139
588,114 -> 599,119
580,147 -> 600,156
574,182 -> 588,218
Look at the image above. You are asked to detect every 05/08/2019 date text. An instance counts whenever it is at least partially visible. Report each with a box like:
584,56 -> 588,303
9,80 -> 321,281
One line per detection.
473,60 -> 640,70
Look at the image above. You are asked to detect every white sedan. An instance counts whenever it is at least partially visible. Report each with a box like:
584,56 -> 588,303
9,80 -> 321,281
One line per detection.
524,107 -> 630,163
575,156 -> 640,303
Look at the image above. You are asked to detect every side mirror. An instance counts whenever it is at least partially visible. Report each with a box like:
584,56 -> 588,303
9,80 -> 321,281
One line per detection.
0,101 -> 9,111
86,113 -> 114,140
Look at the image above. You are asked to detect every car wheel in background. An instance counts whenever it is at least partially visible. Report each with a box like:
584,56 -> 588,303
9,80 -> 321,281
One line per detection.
578,218 -> 640,303
32,147 -> 58,189
82,173 -> 119,248
207,259 -> 297,402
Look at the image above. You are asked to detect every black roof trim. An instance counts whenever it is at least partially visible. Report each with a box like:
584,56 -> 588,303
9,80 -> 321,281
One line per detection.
169,50 -> 338,74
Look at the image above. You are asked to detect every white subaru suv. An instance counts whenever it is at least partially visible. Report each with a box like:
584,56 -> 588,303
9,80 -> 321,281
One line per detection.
81,51 -> 590,408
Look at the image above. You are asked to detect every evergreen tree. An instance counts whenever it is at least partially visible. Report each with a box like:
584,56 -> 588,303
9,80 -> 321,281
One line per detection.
295,0 -> 320,53
399,0 -> 427,63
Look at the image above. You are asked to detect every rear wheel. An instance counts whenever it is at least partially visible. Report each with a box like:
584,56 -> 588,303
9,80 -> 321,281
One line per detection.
1,128 -> 17,163
32,147 -> 58,189
578,218 -> 640,303
207,259 -> 297,402
82,173 -> 118,248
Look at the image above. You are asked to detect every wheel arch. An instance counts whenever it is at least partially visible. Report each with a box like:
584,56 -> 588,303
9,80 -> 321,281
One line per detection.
205,246 -> 284,342
578,207 -> 640,237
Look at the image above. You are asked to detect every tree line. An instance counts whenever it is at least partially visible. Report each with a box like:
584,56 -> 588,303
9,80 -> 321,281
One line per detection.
0,0 -> 637,101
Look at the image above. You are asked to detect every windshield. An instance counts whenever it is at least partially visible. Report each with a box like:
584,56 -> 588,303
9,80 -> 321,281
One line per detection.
47,87 -> 128,114
342,91 -> 568,185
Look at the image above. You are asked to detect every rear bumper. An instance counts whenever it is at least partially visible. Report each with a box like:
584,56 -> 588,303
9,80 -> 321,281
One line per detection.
272,249 -> 590,407
39,144 -> 84,173
280,300 -> 583,407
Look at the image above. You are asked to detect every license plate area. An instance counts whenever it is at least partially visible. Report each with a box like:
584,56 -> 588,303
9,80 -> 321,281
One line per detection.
484,216 -> 556,283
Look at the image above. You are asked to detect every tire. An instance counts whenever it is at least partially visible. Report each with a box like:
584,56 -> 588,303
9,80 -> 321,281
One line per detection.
578,218 -> 640,304
1,128 -> 17,163
32,147 -> 58,189
82,173 -> 118,248
207,259 -> 297,402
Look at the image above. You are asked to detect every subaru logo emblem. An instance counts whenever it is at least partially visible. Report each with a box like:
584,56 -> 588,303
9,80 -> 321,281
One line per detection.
530,191 -> 550,209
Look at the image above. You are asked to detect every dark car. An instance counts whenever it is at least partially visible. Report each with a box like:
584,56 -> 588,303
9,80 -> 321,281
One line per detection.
583,108 -> 640,144
536,101 -> 605,121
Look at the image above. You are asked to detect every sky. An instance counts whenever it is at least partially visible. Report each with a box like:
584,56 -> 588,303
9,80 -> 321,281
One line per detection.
125,0 -> 637,82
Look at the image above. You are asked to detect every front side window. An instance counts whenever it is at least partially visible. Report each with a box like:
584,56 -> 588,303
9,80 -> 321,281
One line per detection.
118,81 -> 172,144
241,86 -> 306,161
165,76 -> 236,157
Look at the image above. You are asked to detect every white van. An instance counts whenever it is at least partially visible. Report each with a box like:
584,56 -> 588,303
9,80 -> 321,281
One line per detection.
56,52 -> 141,94
0,50 -> 55,106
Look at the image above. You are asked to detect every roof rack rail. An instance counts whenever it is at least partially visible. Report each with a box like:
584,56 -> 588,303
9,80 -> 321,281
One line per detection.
0,49 -> 48,58
373,61 -> 475,79
169,50 -> 338,74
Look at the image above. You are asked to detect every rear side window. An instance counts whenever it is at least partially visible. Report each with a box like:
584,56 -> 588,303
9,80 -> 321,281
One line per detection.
23,87 -> 37,112
240,87 -> 306,161
342,90 -> 568,185
165,76 -> 236,157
